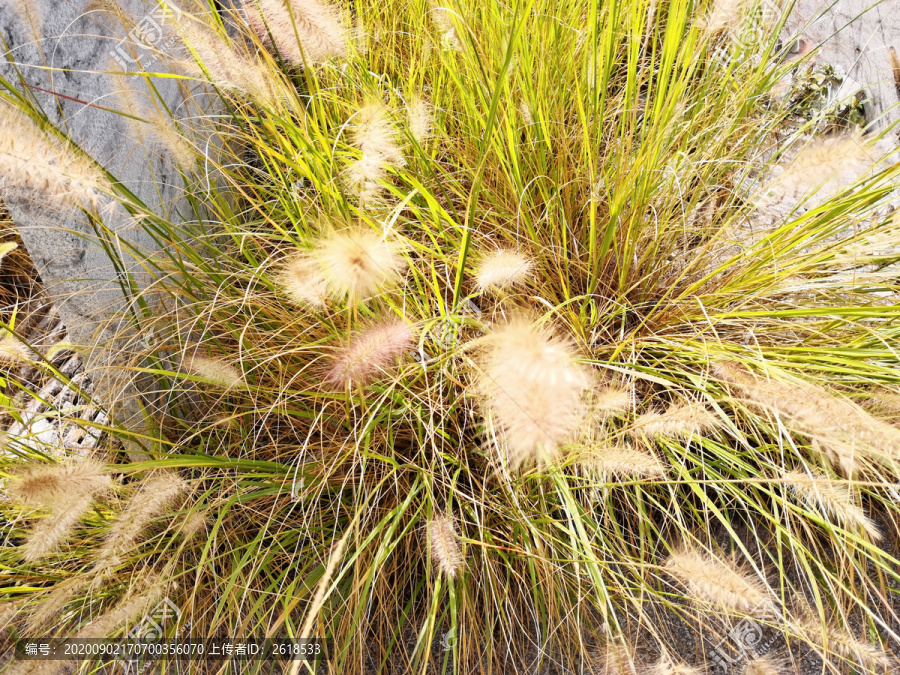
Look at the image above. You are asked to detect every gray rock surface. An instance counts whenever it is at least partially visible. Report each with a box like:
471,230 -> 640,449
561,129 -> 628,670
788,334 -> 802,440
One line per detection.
0,0 -> 196,448
787,0 -> 900,133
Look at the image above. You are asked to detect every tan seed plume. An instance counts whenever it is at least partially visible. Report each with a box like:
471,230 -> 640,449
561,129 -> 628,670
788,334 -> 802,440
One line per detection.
278,253 -> 330,308
407,96 -> 433,144
474,249 -> 533,292
244,0 -> 347,65
792,614 -> 891,669
185,355 -> 245,390
744,655 -> 786,675
96,473 -> 187,573
715,361 -> 900,476
580,443 -> 667,480
175,15 -> 282,103
347,102 -> 405,202
23,493 -> 94,562
0,101 -> 109,208
0,333 -> 36,365
783,471 -> 880,541
8,458 -> 112,510
76,578 -> 167,639
665,550 -> 774,615
594,385 -> 634,419
314,229 -> 406,303
26,577 -> 88,633
479,318 -> 592,469
635,402 -> 718,439
427,514 -> 465,578
325,318 -> 414,388
649,656 -> 703,675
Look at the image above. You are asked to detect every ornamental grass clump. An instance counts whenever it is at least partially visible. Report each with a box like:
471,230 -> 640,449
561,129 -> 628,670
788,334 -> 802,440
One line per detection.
3,0 -> 900,671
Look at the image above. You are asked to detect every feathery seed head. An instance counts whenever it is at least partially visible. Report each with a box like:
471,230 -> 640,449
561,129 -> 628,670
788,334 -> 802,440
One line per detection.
278,253 -> 329,309
665,550 -> 774,614
353,102 -> 405,167
792,614 -> 892,669
0,602 -> 17,631
97,473 -> 187,573
580,444 -> 667,480
649,656 -> 703,675
0,241 -> 19,263
179,511 -> 209,541
743,655 -> 786,675
325,318 -> 415,388
714,360 -> 900,477
594,645 -> 639,675
0,333 -> 36,365
0,101 -> 109,208
594,385 -> 635,419
76,579 -> 168,639
185,356 -> 245,390
635,402 -> 718,439
314,229 -> 406,302
7,458 -> 112,509
244,0 -> 347,65
783,471 -> 881,541
407,96 -> 433,144
427,514 -> 465,578
474,249 -> 533,292
176,16 -> 282,103
479,318 -> 592,469
23,492 -> 94,562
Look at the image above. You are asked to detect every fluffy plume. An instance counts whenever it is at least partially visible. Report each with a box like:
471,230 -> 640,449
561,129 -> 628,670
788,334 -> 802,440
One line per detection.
754,134 -> 881,221
179,511 -> 209,541
665,550 -> 774,615
353,103 -> 404,165
744,655 -> 786,675
427,514 -> 465,578
792,614 -> 892,669
594,385 -> 634,419
0,241 -> 18,263
0,101 -> 109,208
783,471 -> 880,541
175,15 -> 281,102
648,656 -> 702,675
581,444 -> 667,480
244,0 -> 347,65
96,473 -> 187,573
715,361 -> 900,476
594,645 -> 639,675
474,250 -> 533,292
479,318 -> 592,469
314,229 -> 406,302
699,0 -> 745,33
0,602 -> 18,631
185,355 -> 245,389
325,318 -> 414,388
407,96 -> 433,144
277,253 -> 329,308
427,2 -> 461,51
347,102 -> 405,202
26,578 -> 88,632
699,0 -> 784,39
635,402 -> 718,439
0,333 -> 36,365
112,64 -> 196,168
7,458 -> 112,509
76,579 -> 167,639
23,492 -> 94,561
